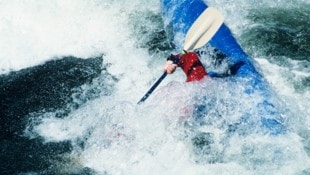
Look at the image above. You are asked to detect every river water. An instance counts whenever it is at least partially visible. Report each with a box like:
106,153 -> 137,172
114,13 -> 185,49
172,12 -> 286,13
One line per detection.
0,0 -> 309,174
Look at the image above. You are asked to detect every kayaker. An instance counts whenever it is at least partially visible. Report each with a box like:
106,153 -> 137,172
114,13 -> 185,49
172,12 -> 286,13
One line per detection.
164,51 -> 207,82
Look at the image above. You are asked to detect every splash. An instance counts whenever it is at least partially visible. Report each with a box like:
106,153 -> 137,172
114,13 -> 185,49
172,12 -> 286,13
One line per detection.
1,0 -> 310,174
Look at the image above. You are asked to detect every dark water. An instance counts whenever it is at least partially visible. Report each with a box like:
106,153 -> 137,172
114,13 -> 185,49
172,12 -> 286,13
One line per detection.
240,4 -> 310,94
0,56 -> 116,174
243,5 -> 310,60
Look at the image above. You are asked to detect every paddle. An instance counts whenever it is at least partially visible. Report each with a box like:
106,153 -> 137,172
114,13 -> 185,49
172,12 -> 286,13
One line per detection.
137,7 -> 224,104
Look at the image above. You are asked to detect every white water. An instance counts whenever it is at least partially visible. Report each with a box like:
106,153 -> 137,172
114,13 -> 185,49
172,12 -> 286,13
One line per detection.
1,0 -> 310,174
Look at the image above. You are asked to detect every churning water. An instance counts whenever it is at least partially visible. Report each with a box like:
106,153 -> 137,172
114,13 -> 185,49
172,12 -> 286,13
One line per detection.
0,0 -> 309,174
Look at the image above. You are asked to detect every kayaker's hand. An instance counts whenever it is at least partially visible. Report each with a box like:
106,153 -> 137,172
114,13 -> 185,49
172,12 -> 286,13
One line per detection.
164,60 -> 177,74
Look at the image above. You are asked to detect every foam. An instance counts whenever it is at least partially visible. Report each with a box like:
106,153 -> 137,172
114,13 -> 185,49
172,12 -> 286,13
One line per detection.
17,0 -> 310,174
0,0 -> 159,74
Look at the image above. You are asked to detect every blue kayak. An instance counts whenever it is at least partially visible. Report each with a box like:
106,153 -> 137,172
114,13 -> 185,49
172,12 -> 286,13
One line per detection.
160,0 -> 286,135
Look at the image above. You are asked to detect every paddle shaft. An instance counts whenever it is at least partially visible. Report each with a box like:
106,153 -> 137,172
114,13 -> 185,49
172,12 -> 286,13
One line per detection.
137,72 -> 167,104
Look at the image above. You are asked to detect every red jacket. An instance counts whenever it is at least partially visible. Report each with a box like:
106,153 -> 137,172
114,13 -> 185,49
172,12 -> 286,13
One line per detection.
177,52 -> 207,82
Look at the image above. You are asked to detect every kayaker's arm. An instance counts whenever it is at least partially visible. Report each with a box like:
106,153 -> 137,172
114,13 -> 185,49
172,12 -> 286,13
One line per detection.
163,52 -> 208,82
164,54 -> 180,74
164,60 -> 178,74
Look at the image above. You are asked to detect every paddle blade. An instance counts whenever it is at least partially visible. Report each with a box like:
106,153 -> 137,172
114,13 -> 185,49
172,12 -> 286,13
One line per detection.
183,7 -> 224,51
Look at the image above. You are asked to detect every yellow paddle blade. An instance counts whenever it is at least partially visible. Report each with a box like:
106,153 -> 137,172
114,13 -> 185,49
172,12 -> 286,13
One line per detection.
183,7 -> 224,51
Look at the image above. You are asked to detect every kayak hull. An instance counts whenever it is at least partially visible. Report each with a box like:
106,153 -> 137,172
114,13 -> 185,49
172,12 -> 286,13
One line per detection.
160,0 -> 286,135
